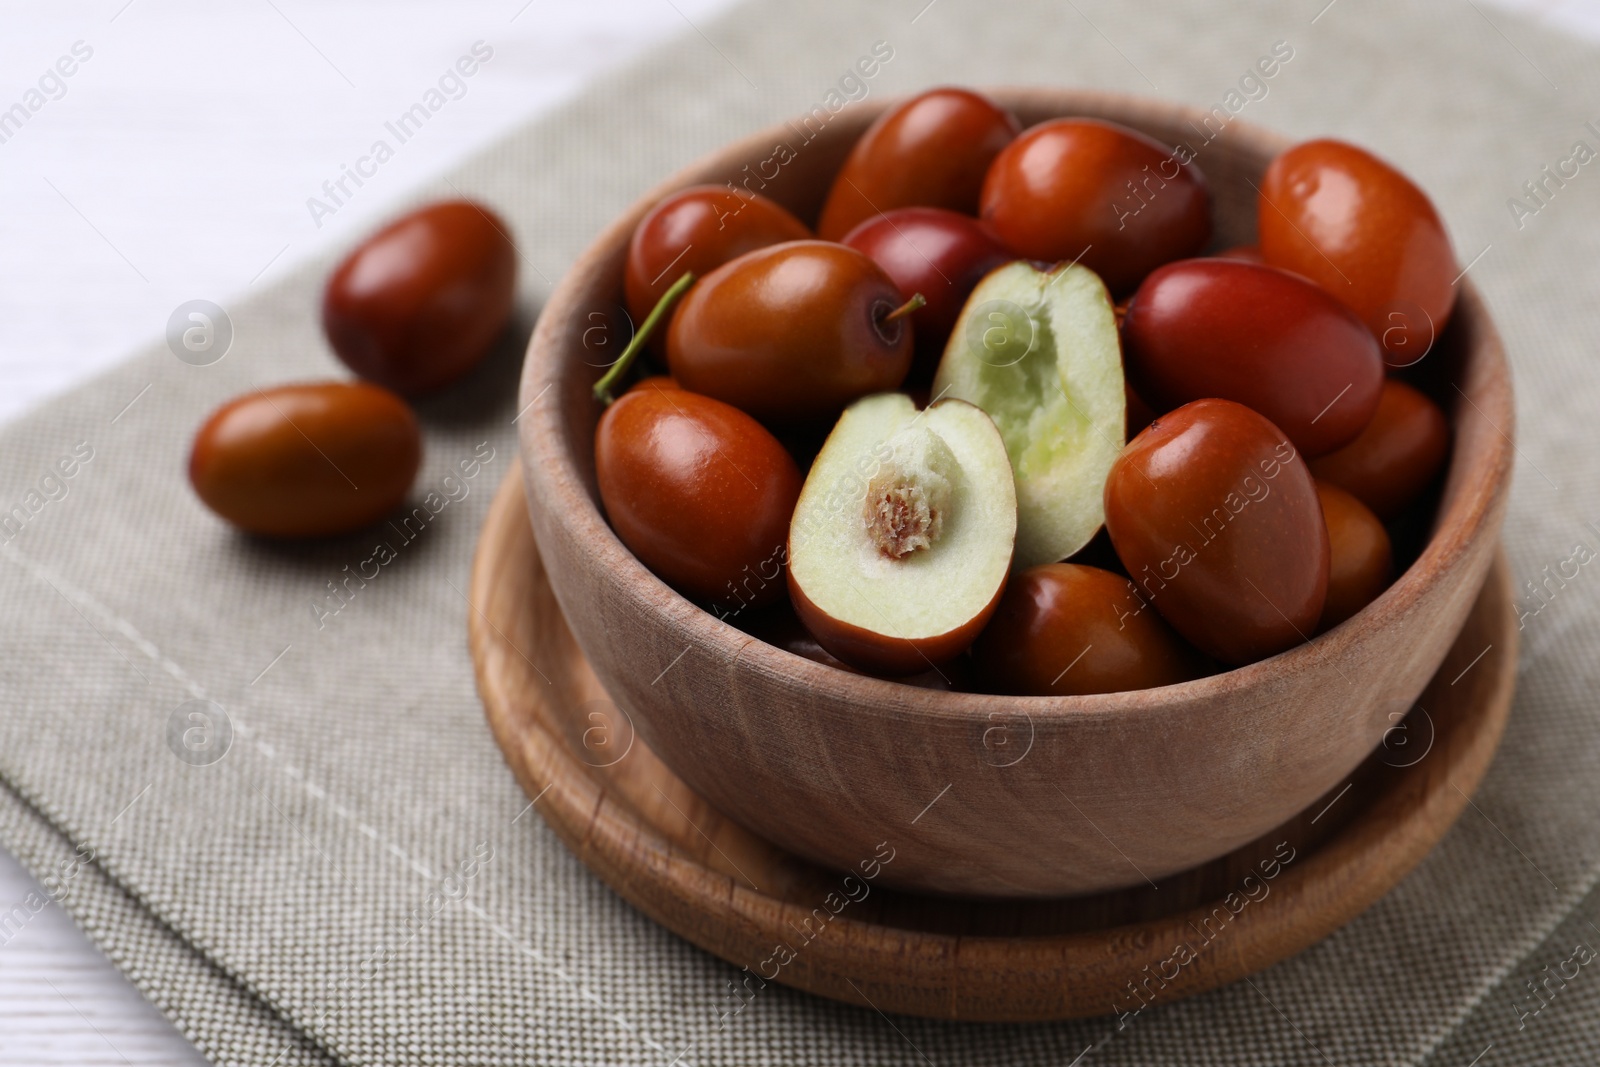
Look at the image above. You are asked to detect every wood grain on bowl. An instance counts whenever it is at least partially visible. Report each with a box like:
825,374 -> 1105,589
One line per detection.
471,466 -> 1517,1020
514,89 -> 1514,898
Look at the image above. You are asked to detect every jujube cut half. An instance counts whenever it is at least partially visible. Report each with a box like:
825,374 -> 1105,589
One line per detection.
933,260 -> 1125,568
788,393 -> 1017,676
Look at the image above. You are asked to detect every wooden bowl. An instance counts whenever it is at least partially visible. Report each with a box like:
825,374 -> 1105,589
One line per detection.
516,89 -> 1514,898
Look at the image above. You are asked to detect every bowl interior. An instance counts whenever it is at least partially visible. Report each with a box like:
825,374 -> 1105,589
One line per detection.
522,87 -> 1510,720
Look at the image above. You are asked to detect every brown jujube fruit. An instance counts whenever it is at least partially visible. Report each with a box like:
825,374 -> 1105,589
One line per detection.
841,207 -> 1013,383
817,87 -> 1020,241
189,382 -> 422,538
1258,139 -> 1458,362
1308,379 -> 1450,519
666,241 -> 913,425
1104,398 -> 1329,665
973,564 -> 1203,695
980,118 -> 1210,295
623,185 -> 810,330
595,388 -> 802,608
1121,258 -> 1384,457
322,199 -> 517,395
1316,480 -> 1394,630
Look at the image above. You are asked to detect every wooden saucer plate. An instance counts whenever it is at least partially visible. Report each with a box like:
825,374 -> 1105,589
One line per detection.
469,464 -> 1516,1022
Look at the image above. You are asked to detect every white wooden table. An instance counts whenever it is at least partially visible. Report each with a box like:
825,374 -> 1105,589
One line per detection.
1,0 -> 1594,1062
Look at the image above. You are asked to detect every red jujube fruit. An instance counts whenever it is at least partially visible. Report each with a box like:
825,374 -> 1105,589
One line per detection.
1104,398 -> 1329,665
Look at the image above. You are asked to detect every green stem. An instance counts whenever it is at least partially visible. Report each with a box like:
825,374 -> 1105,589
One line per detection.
881,292 -> 926,325
593,270 -> 696,403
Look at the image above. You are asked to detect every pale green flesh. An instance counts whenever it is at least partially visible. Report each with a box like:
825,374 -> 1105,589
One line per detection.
932,261 -> 1125,569
789,394 -> 1017,641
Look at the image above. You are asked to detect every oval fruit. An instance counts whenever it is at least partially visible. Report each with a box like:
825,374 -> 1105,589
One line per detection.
788,394 -> 1016,676
623,185 -> 810,329
1104,398 -> 1329,665
1316,480 -> 1394,630
817,87 -> 1020,241
322,200 -> 517,395
980,118 -> 1210,295
1308,378 -> 1449,518
666,241 -> 913,425
972,563 -> 1203,695
189,382 -> 422,538
1258,139 -> 1458,361
841,207 -> 1013,382
595,388 -> 802,609
1122,259 -> 1384,457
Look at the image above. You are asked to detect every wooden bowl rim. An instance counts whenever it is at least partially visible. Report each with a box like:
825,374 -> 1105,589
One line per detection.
520,87 -> 1515,724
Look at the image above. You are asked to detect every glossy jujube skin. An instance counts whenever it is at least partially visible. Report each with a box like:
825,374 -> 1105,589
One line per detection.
816,87 -> 1020,241
980,118 -> 1210,295
1309,378 -> 1450,519
595,388 -> 802,609
1316,480 -> 1394,631
1122,259 -> 1385,457
1258,139 -> 1458,361
323,200 -> 517,396
666,241 -> 913,425
841,207 -> 1013,381
1104,399 -> 1329,666
189,382 -> 422,538
623,185 -> 810,329
973,564 -> 1204,696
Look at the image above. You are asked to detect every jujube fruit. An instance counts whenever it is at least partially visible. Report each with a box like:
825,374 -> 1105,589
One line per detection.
841,207 -> 1013,382
1258,139 -> 1458,362
623,185 -> 810,331
1104,398 -> 1329,665
972,563 -> 1203,695
189,382 -> 422,538
595,388 -> 802,609
1308,379 -> 1449,519
980,118 -> 1210,295
932,260 -> 1126,568
1121,258 -> 1384,457
322,200 -> 517,395
1316,480 -> 1394,630
787,394 -> 1016,676
666,241 -> 915,425
817,87 -> 1020,241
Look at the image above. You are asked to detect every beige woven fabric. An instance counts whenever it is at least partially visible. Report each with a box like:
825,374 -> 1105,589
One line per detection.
3,0 -> 1599,1063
